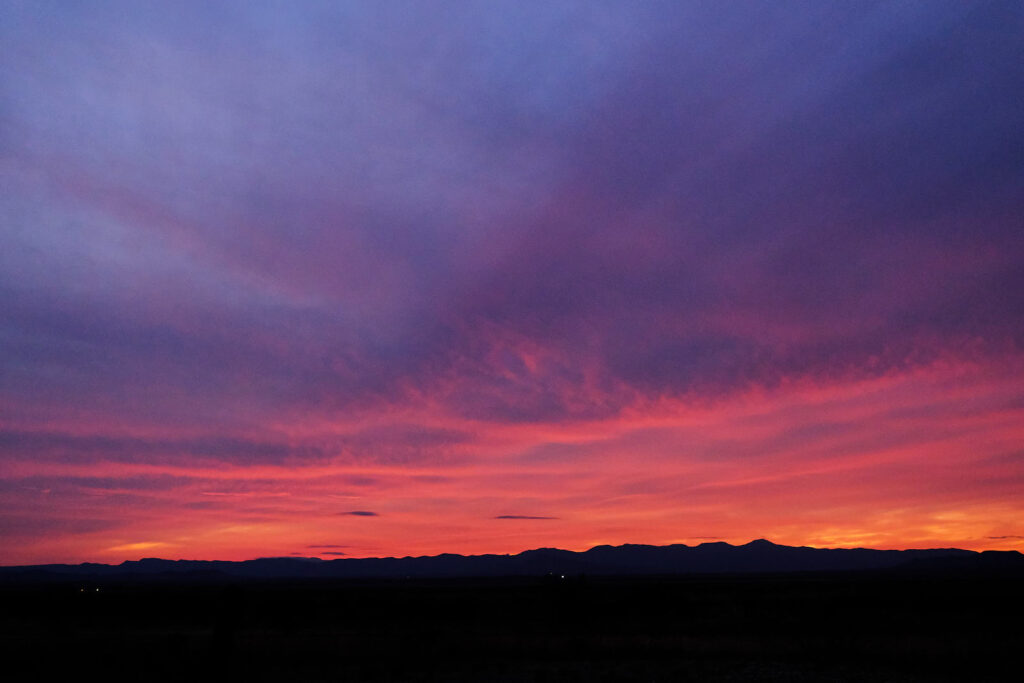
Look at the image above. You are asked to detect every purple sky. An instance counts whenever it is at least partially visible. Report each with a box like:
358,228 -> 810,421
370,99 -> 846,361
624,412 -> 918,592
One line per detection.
2,1 -> 1023,564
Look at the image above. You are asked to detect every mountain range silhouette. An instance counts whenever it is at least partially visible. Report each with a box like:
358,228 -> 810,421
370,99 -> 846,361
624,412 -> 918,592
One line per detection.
4,539 -> 1022,582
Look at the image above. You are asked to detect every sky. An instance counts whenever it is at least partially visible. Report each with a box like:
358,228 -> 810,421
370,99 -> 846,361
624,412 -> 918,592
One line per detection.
2,1 -> 1023,565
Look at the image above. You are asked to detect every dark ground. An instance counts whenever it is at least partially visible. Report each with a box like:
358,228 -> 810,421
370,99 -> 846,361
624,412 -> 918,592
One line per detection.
1,572 -> 1020,682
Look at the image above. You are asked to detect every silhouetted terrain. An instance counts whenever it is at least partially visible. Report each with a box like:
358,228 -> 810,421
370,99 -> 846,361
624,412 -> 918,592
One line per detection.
2,573 -> 1021,682
4,539 -> 1023,581
1,542 -> 1022,681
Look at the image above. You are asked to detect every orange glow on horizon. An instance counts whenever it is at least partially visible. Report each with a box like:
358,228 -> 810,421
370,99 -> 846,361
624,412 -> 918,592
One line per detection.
4,355 -> 1022,566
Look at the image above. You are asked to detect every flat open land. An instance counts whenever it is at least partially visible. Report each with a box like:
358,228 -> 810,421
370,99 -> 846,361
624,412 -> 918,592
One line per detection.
2,573 -> 1020,681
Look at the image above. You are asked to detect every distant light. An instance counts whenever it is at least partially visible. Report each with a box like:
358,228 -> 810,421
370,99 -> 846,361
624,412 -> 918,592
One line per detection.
560,575 -> 565,579
95,588 -> 99,592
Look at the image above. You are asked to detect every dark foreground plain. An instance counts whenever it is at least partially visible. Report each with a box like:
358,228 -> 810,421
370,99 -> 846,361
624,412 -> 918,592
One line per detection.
2,570 -> 1021,682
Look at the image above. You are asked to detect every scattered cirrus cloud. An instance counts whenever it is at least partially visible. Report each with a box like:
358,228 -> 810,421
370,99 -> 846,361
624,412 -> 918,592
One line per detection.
494,515 -> 559,520
339,511 -> 379,517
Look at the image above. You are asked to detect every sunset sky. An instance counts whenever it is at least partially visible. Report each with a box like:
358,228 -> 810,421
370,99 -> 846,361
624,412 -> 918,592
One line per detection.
2,1 -> 1023,565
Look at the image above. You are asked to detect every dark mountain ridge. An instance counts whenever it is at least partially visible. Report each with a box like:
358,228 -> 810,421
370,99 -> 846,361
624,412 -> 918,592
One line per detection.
3,539 -> 1021,582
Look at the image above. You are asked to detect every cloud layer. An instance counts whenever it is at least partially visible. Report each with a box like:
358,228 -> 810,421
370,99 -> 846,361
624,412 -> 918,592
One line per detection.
1,1 -> 1022,563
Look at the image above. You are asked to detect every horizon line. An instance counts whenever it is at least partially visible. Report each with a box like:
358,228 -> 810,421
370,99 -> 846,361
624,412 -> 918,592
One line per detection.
5,537 -> 1021,569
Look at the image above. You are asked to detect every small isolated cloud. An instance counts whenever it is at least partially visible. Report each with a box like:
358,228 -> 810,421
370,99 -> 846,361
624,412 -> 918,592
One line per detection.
494,515 -> 559,520
322,551 -> 347,556
339,510 -> 378,517
307,544 -> 350,549
987,535 -> 1024,540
